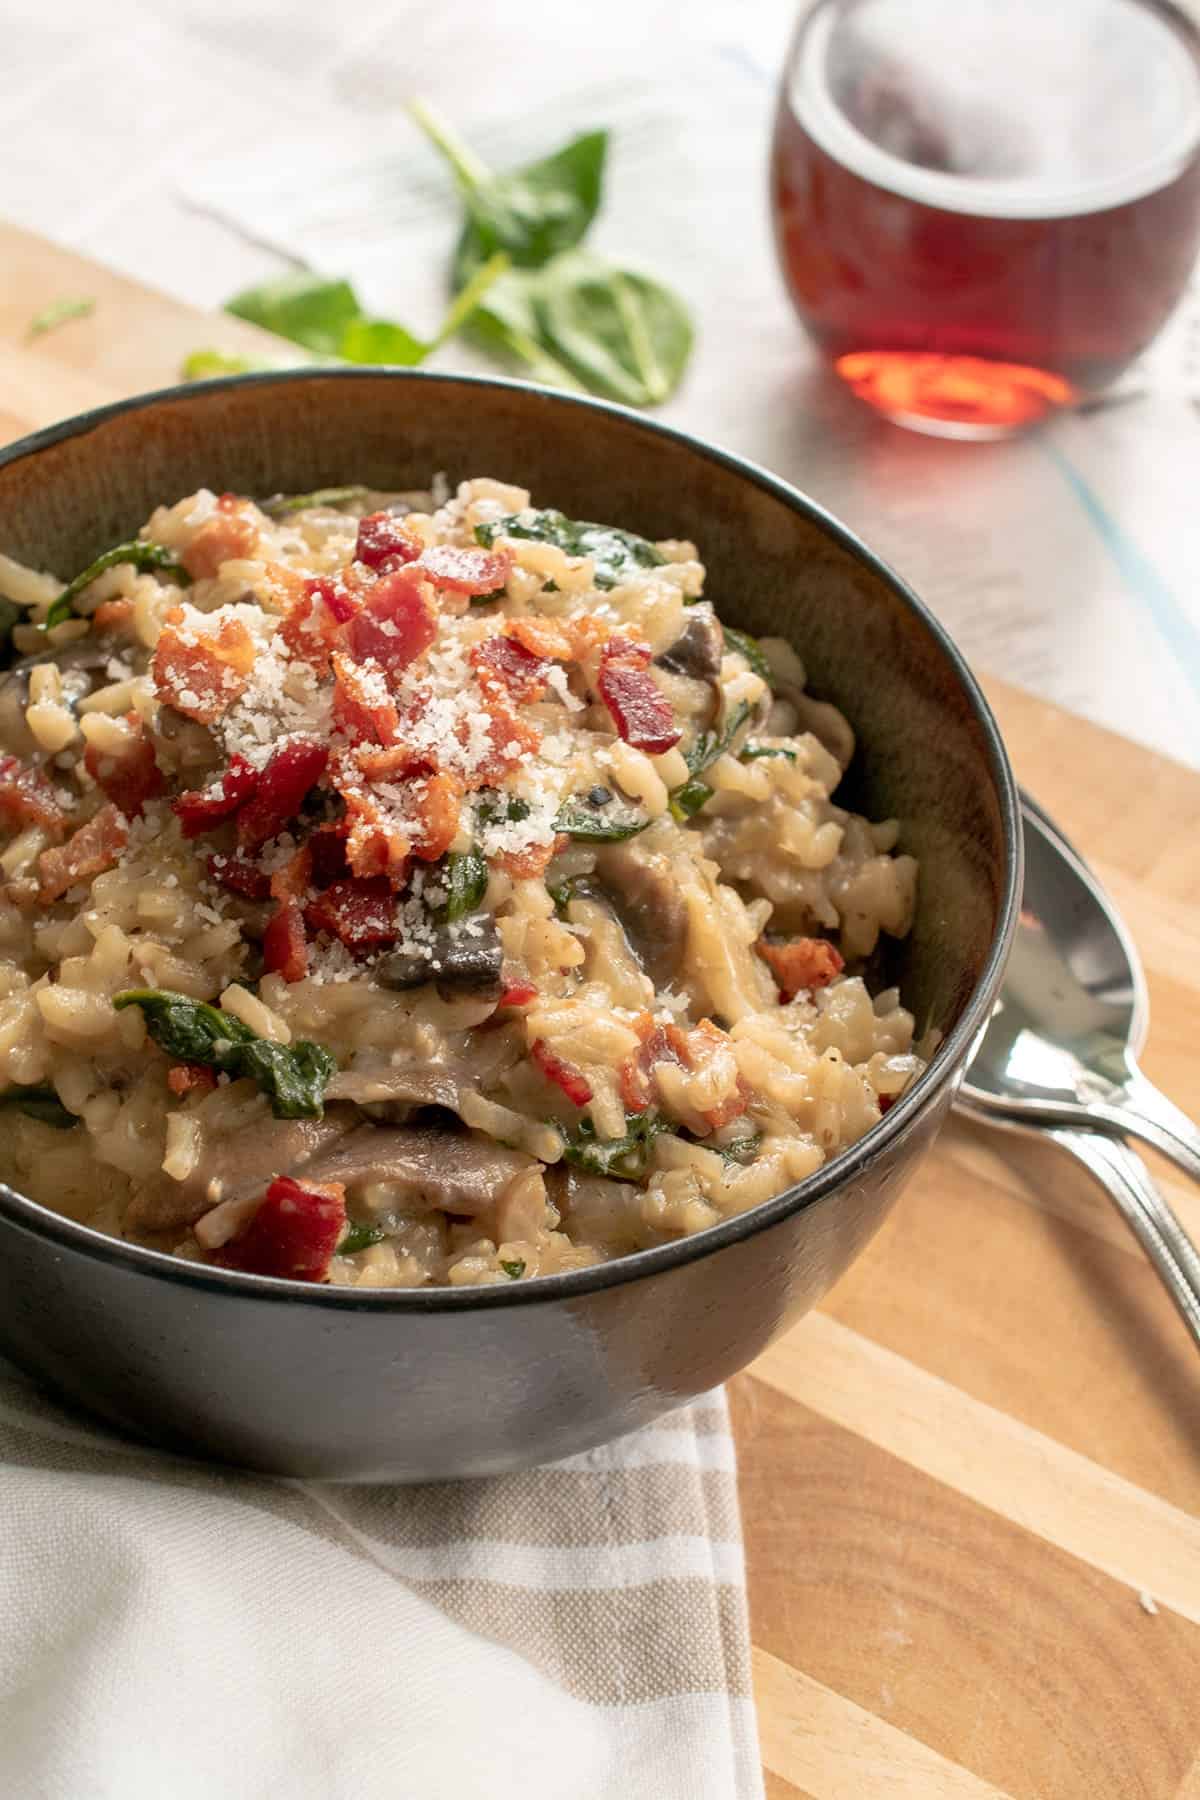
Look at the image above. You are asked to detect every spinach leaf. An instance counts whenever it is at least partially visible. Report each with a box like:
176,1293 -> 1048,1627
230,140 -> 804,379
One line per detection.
667,777 -> 715,824
669,700 -> 753,823
721,626 -> 771,684
46,541 -> 191,630
183,348 -> 323,379
741,744 -> 797,764
339,1221 -> 386,1255
547,880 -> 574,917
475,794 -> 531,827
27,296 -> 95,338
260,486 -> 370,519
411,102 -> 607,270
0,1086 -> 77,1129
442,848 -> 489,922
227,274 -> 364,355
535,252 -> 693,408
711,1131 -> 762,1168
474,509 -> 664,591
113,990 -> 336,1120
554,796 -> 649,842
500,1258 -> 526,1279
561,1112 -> 669,1181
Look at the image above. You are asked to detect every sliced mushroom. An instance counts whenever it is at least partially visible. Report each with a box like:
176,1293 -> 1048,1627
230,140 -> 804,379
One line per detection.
377,916 -> 503,1002
0,640 -> 113,758
326,1032 -> 522,1120
127,1105 -> 358,1232
653,603 -> 723,730
593,835 -> 690,989
301,1124 -> 536,1218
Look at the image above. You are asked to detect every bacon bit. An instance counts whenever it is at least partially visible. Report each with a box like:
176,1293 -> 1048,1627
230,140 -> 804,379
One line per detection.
153,615 -> 257,725
0,756 -> 68,837
37,803 -> 127,902
181,496 -> 260,580
167,1062 -> 218,1098
878,1093 -> 896,1115
236,739 -> 329,853
173,753 -> 260,838
757,937 -> 845,1000
331,650 -> 400,746
82,714 -> 163,820
346,566 -> 437,674
603,634 -> 653,668
531,1039 -> 593,1108
597,656 -> 680,754
420,542 -> 512,596
494,834 -> 566,880
497,975 -> 537,1009
343,788 -> 412,886
91,597 -> 135,631
269,842 -> 313,903
308,820 -> 351,887
564,615 -> 615,663
504,615 -> 575,661
618,1013 -> 689,1114
207,851 -> 271,900
213,1175 -> 346,1282
472,634 -> 550,705
354,741 -> 434,782
355,512 -> 423,572
256,561 -> 310,616
280,573 -> 363,672
683,1018 -> 750,1132
304,878 -> 399,952
465,688 -> 542,789
409,770 -> 463,862
263,898 -> 309,982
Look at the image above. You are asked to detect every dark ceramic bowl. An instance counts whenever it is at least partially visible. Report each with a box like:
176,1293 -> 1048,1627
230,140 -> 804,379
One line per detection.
0,371 -> 1019,1480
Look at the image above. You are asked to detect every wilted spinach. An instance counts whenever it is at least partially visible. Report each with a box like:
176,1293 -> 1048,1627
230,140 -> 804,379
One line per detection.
475,509 -> 664,590
441,848 -> 489,922
260,486 -> 370,519
669,700 -> 753,822
113,990 -> 336,1120
339,1221 -> 386,1255
554,796 -> 649,842
45,540 -> 191,631
561,1112 -> 669,1180
721,626 -> 772,684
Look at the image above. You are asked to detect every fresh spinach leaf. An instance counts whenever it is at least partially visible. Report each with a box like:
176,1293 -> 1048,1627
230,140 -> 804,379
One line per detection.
535,252 -> 693,408
474,508 -> 664,591
0,1086 -> 77,1129
226,274 -> 364,355
442,847 -> 489,922
27,296 -> 95,338
113,990 -> 336,1120
46,541 -> 191,630
554,797 -> 649,842
339,1221 -> 386,1255
411,102 -> 607,271
561,1112 -> 669,1181
183,348 -> 323,379
260,486 -> 370,519
721,626 -> 771,684
500,1257 -> 526,1279
741,744 -> 797,764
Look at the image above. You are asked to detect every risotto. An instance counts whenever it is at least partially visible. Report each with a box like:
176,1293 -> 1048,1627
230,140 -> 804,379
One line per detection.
0,477 -> 922,1287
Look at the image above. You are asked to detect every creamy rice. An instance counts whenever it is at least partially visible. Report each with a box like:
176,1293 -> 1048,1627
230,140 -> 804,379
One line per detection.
0,477 -> 922,1286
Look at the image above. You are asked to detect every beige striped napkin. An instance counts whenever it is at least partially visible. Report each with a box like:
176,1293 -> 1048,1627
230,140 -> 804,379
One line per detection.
0,1354 -> 763,1799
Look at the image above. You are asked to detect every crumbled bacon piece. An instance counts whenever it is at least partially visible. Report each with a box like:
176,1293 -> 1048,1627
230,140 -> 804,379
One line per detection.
345,567 -> 437,674
269,842 -> 313,903
682,1018 -> 750,1132
878,1093 -> 896,1115
91,597 -> 134,632
497,975 -> 537,1009
181,495 -> 260,580
168,1062 -> 218,1098
83,714 -> 163,820
331,650 -> 399,746
173,753 -> 260,838
0,756 -> 68,837
153,614 -> 257,725
531,1039 -> 593,1107
342,787 -> 412,887
207,851 -> 270,900
494,834 -> 566,880
355,512 -> 423,572
37,803 -> 127,902
504,616 -> 575,662
408,770 -> 463,862
213,1175 -> 347,1282
757,937 -> 845,1000
619,1014 -> 689,1114
236,739 -> 329,853
304,877 -> 399,952
308,820 -> 352,887
419,543 -> 512,596
354,741 -> 433,782
465,688 -> 542,789
472,633 -> 550,705
262,898 -> 309,982
597,649 -> 680,755
280,573 -> 363,672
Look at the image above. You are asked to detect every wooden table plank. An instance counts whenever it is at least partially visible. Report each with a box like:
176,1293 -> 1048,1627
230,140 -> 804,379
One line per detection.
4,218 -> 1198,1800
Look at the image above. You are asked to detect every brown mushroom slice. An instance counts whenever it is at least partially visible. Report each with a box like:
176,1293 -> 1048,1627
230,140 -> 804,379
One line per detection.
127,1105 -> 359,1232
593,835 -> 690,989
300,1124 -> 536,1219
327,1029 -> 523,1120
654,603 -> 723,683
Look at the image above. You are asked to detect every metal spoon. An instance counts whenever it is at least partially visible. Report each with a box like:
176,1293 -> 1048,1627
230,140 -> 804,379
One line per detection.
956,792 -> 1200,1348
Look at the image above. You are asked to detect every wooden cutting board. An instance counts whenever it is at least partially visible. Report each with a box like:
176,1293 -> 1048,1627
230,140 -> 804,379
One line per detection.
4,222 -> 1199,1800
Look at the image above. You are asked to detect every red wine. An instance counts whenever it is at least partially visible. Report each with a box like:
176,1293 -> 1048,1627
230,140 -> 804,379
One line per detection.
771,0 -> 1200,434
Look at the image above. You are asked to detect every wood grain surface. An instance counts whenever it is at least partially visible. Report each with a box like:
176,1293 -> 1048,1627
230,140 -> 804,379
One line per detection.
3,220 -> 1198,1799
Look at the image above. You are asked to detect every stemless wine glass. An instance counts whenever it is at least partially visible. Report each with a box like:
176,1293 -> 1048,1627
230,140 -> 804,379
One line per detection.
770,0 -> 1200,437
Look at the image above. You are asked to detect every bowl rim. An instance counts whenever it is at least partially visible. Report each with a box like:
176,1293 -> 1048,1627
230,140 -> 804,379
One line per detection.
0,366 -> 1022,1313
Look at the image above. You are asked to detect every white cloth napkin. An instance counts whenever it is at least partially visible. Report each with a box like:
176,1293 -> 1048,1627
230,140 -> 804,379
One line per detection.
0,1355 -> 763,1799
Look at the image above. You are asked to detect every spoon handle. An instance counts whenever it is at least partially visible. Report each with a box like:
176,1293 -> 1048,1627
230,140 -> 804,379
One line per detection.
1104,1068 -> 1200,1188
1048,1127 -> 1200,1351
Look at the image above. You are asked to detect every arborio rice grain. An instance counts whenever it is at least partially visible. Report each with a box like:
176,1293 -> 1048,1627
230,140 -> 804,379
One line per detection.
0,477 -> 924,1286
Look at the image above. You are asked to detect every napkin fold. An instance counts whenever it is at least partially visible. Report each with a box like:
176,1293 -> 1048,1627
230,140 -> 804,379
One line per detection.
0,1356 -> 763,1799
